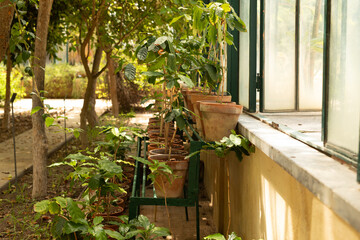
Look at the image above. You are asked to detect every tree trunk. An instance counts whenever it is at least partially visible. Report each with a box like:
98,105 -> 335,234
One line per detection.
79,46 -> 102,145
2,50 -> 12,129
106,52 -> 119,116
0,0 -> 14,63
32,0 -> 53,199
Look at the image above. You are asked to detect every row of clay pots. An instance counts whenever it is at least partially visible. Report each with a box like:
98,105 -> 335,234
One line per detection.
146,118 -> 189,198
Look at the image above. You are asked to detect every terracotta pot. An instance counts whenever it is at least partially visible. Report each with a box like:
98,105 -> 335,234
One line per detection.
148,148 -> 188,156
148,117 -> 160,123
148,154 -> 189,198
97,206 -> 124,217
149,139 -> 183,147
148,143 -> 185,151
191,95 -> 232,134
181,87 -> 204,109
200,101 -> 243,141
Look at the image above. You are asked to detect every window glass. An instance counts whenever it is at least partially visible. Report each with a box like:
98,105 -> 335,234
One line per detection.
239,0 -> 250,108
264,0 -> 296,111
327,0 -> 360,154
299,0 -> 324,110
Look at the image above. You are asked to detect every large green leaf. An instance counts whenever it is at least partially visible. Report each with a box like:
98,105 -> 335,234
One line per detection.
178,74 -> 195,88
51,216 -> 67,238
154,36 -> 169,46
66,198 -> 85,222
204,64 -> 218,82
167,53 -> 176,72
141,71 -> 164,77
124,63 -> 136,80
105,230 -> 126,240
204,233 -> 226,240
45,117 -> 55,127
49,201 -> 60,214
137,46 -> 148,61
169,15 -> 184,25
148,55 -> 166,71
34,200 -> 50,214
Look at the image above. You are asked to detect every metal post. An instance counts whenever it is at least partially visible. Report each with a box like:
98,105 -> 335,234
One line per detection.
10,93 -> 17,184
64,96 -> 67,152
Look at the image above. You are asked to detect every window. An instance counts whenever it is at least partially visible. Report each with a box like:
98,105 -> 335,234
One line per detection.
230,0 -> 359,181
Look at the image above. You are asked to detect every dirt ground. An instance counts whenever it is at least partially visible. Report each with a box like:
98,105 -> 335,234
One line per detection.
0,110 -> 216,239
0,113 -> 33,143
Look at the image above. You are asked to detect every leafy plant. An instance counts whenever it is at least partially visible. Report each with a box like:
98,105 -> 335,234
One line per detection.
204,232 -> 242,240
105,215 -> 170,240
192,1 -> 247,93
34,196 -> 109,239
206,130 -> 255,161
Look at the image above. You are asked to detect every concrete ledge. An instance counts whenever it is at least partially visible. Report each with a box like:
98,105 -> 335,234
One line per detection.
237,114 -> 360,233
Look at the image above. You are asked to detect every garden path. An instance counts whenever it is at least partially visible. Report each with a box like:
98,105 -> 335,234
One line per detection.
0,99 -> 110,191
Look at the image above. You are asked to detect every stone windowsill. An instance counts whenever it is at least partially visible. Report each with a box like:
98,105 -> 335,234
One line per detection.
237,114 -> 360,233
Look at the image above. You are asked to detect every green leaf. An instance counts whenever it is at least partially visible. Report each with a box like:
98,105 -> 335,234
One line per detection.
54,196 -> 67,208
151,227 -> 171,237
124,63 -> 136,80
228,232 -> 242,240
66,198 -> 85,222
64,221 -> 88,235
169,15 -> 184,25
93,216 -> 104,226
49,201 -> 60,214
154,36 -> 169,46
51,215 -> 66,238
149,58 -> 166,71
204,64 -> 218,82
65,153 -> 92,161
208,25 -> 217,45
204,233 -> 226,240
45,117 -> 55,127
31,106 -> 42,115
221,3 -> 231,13
73,129 -> 80,138
105,229 -> 126,240
167,53 -> 176,72
178,75 -> 195,88
175,115 -> 186,131
137,46 -> 148,61
88,174 -> 101,190
34,200 -> 50,214
141,71 -> 164,77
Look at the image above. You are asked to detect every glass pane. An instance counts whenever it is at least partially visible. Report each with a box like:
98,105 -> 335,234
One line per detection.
239,0 -> 250,108
299,0 -> 324,110
264,0 -> 296,111
327,0 -> 360,154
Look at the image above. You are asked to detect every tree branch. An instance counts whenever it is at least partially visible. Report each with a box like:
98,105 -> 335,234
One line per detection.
93,63 -> 108,79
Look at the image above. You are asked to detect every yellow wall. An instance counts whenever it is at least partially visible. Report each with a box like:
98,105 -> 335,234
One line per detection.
202,148 -> 360,240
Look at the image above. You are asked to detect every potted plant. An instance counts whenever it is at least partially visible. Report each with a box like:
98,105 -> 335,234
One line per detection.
192,1 -> 247,141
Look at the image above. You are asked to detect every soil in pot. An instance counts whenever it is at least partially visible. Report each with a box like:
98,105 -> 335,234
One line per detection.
147,154 -> 188,198
147,143 -> 185,151
148,148 -> 188,156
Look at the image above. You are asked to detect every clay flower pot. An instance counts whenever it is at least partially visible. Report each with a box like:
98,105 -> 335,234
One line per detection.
200,101 -> 243,141
191,95 -> 232,134
148,154 -> 188,198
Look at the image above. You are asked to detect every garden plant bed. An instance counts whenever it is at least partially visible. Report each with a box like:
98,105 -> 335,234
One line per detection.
0,138 -> 84,239
0,113 -> 33,143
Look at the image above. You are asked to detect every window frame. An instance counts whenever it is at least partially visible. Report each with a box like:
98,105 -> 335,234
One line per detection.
227,0 -> 359,182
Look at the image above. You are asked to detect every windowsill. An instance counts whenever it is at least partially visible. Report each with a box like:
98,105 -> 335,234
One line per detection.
237,113 -> 360,233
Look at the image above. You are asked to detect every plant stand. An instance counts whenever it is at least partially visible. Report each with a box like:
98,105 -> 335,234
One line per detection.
129,137 -> 203,240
